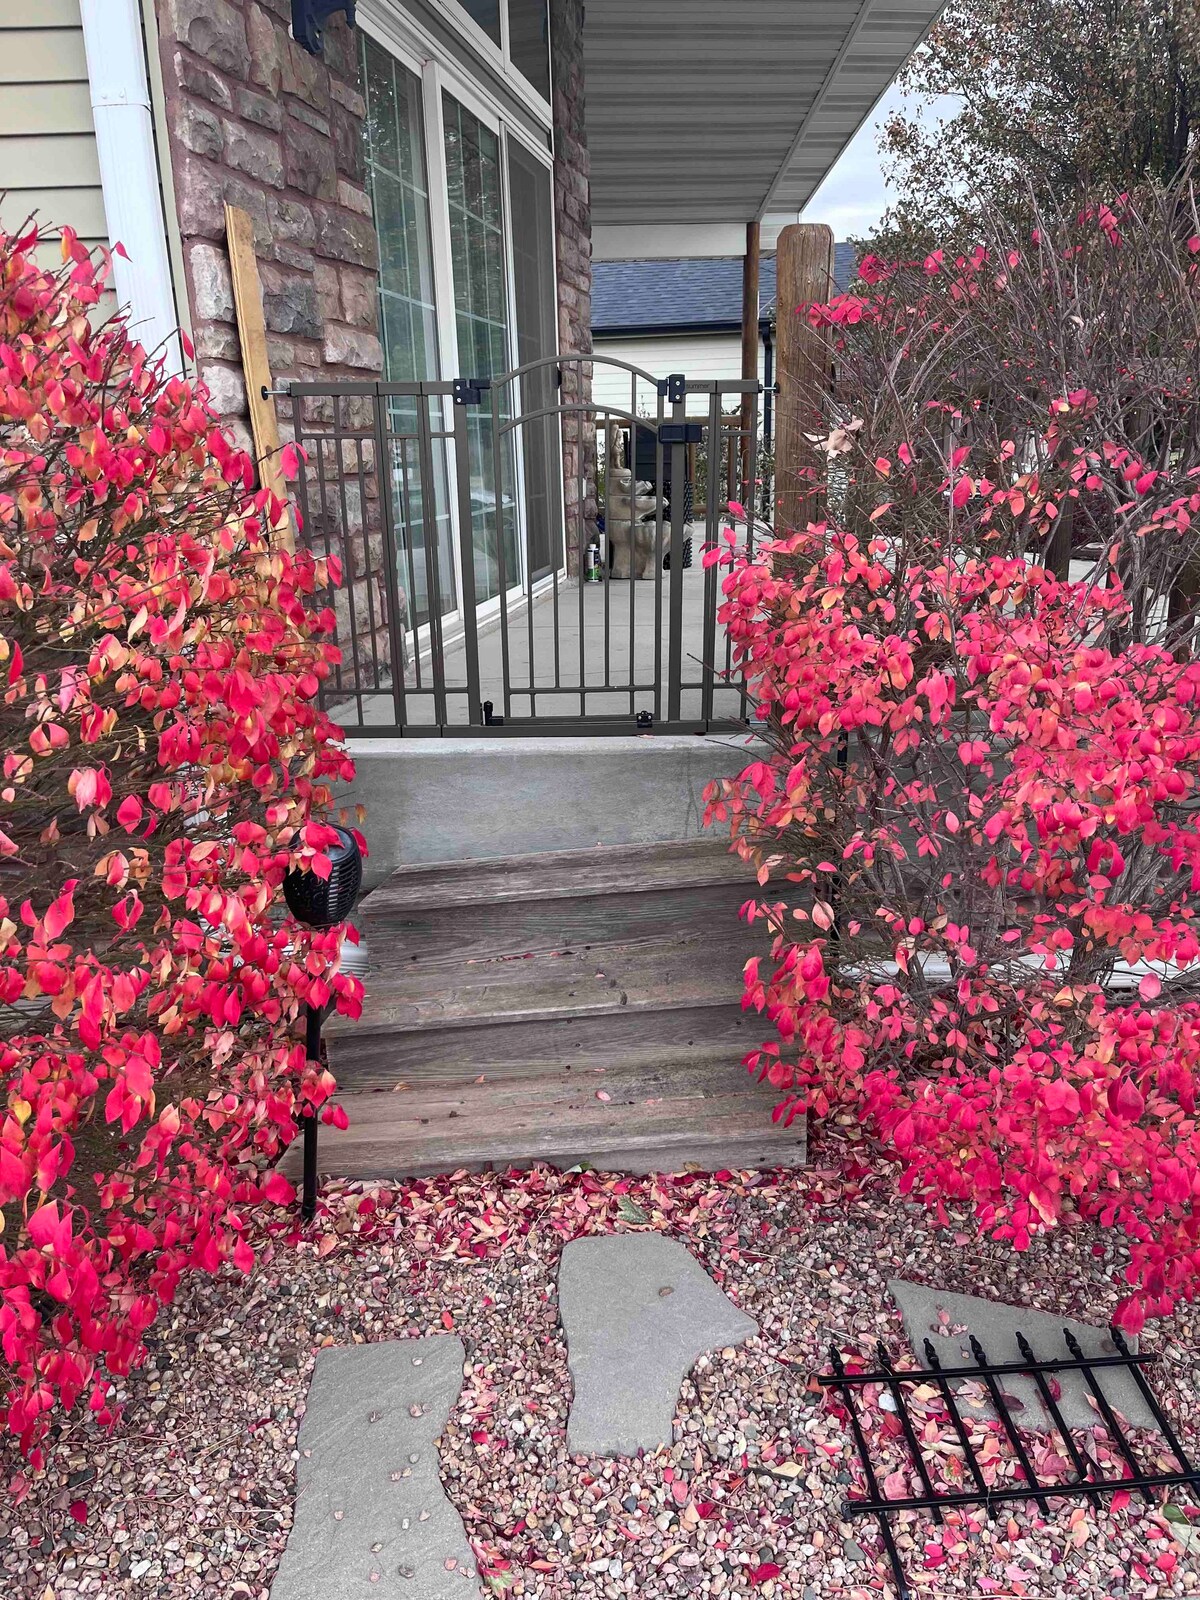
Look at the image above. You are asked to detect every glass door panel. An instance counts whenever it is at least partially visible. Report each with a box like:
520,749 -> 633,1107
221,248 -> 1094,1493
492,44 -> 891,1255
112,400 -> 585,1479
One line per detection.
443,91 -> 520,604
362,35 -> 455,627
507,137 -> 561,580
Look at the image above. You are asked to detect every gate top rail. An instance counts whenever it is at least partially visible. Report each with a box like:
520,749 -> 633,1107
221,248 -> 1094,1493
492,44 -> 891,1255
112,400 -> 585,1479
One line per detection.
279,365 -> 764,402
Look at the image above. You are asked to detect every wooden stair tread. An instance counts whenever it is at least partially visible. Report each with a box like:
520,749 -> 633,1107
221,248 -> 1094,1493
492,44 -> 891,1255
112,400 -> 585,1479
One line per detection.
326,1001 -> 757,1089
359,837 -> 753,915
357,881 -> 755,962
278,1063 -> 803,1180
327,931 -> 758,1034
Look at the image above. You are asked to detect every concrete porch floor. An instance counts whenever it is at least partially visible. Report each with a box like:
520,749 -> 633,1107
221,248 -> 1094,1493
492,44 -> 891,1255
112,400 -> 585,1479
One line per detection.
331,550 -> 748,730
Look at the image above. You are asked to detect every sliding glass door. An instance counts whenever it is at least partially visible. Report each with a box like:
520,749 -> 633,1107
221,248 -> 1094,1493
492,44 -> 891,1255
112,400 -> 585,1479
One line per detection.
508,137 -> 562,580
361,22 -> 563,630
443,92 -> 521,605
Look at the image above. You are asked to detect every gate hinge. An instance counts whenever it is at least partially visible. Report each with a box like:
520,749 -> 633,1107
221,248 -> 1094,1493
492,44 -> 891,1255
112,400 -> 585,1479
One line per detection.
657,373 -> 686,405
635,710 -> 654,731
454,377 -> 492,405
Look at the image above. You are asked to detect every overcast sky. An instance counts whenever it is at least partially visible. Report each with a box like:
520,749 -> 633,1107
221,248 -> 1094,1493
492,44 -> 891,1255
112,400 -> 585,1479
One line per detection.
799,84 -> 959,240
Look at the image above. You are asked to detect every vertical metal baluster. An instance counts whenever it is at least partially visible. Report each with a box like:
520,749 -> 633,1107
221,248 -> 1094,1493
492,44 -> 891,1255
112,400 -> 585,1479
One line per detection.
968,1337 -> 1050,1515
552,471 -> 561,700
413,386 -> 448,727
355,412 -> 393,722
653,387 -> 665,723
828,1347 -> 912,1600
602,408 -> 612,694
1013,1333 -> 1101,1506
666,386 -> 687,723
875,1343 -> 943,1524
921,1339 -> 991,1501
577,404 -> 586,718
1110,1327 -> 1195,1472
735,384 -> 760,721
700,386 -> 722,725
628,376 -> 637,714
1062,1330 -> 1151,1502
491,381 -> 511,720
337,398 -> 375,726
451,395 -> 482,726
525,371 -> 537,721
315,408 -> 361,720
291,392 -> 324,714
396,433 -> 424,702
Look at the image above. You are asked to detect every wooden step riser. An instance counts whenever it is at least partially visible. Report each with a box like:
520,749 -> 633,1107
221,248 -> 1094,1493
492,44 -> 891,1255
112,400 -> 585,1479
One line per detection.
359,883 -> 756,966
280,1085 -> 805,1181
358,838 -> 754,915
327,1001 -> 759,1089
331,932 -> 761,1034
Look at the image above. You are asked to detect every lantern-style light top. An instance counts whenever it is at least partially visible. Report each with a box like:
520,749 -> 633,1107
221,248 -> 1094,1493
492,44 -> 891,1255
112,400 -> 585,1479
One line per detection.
283,824 -> 363,929
292,0 -> 356,56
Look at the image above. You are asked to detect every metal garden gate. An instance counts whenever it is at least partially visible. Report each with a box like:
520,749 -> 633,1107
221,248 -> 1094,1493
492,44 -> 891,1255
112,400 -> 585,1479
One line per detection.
286,354 -> 763,735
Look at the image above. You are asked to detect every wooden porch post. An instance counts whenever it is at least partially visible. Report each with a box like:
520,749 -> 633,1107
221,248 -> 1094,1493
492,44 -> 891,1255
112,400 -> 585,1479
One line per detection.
738,219 -> 761,502
774,222 -> 836,533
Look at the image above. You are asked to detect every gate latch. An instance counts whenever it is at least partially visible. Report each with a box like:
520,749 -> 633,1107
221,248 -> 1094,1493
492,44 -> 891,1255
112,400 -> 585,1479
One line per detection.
657,373 -> 686,405
454,377 -> 492,405
635,710 -> 654,731
482,699 -> 505,725
659,422 -> 703,445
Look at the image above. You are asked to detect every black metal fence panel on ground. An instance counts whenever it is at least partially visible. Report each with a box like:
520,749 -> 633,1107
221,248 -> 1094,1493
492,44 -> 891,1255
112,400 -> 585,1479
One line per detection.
819,1326 -> 1199,1600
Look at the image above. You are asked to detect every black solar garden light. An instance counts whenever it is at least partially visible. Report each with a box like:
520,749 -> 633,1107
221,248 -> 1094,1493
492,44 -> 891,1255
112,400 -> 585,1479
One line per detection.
282,825 -> 363,1222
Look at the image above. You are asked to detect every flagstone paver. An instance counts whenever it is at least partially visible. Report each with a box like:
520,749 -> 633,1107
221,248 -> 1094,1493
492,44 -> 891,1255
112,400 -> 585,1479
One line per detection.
888,1278 -> 1155,1430
559,1232 -> 757,1456
270,1336 -> 478,1600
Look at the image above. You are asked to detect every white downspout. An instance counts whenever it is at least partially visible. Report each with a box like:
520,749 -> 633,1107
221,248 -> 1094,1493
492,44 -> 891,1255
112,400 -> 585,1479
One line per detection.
79,0 -> 183,373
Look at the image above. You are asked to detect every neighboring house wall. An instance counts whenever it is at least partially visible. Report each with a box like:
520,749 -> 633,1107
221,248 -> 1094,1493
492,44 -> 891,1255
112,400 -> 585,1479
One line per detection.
592,330 -> 765,411
152,0 -> 381,444
0,0 -> 112,306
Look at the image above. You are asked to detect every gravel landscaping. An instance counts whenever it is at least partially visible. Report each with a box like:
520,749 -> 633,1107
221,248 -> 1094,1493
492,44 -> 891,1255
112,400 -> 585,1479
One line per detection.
2,1129 -> 1198,1600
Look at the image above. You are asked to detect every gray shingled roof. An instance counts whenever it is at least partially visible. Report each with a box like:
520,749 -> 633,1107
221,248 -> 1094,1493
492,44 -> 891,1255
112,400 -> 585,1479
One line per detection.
592,245 -> 858,336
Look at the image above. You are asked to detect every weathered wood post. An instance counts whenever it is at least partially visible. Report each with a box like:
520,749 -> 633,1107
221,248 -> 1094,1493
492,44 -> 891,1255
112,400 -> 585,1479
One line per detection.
773,223 -> 837,533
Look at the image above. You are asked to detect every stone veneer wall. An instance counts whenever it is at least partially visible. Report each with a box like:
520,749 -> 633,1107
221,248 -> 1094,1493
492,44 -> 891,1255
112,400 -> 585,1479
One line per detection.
154,0 -> 381,444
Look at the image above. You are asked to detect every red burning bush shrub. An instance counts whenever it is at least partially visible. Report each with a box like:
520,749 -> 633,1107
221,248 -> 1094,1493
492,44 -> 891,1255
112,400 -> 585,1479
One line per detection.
709,186 -> 1200,1330
0,224 -> 361,1458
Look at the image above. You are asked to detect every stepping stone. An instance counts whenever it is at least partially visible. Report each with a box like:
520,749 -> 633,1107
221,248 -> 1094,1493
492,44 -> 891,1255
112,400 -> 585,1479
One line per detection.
888,1279 -> 1155,1431
270,1337 -> 477,1600
559,1233 -> 757,1455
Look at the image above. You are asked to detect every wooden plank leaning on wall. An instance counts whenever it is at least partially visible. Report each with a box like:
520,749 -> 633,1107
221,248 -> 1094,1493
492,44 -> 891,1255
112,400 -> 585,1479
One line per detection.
224,202 -> 294,551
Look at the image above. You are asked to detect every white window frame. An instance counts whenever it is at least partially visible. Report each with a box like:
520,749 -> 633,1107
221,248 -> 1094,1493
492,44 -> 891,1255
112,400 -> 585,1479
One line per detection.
362,0 -> 552,129
359,1 -> 565,664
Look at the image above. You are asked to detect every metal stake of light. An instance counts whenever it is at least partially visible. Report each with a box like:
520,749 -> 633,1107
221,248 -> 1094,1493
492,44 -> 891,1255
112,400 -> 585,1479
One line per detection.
282,825 -> 363,1223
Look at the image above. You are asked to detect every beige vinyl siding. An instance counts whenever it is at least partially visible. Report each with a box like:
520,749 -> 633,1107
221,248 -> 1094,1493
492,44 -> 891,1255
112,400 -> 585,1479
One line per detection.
592,332 -> 766,414
0,0 -> 112,302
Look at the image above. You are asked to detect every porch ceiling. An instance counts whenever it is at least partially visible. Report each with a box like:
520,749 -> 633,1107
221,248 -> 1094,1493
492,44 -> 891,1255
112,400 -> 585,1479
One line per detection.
583,0 -> 944,229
